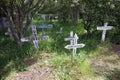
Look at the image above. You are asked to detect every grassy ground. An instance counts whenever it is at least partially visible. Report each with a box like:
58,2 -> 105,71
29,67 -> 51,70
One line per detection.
0,21 -> 120,80
41,44 -> 120,80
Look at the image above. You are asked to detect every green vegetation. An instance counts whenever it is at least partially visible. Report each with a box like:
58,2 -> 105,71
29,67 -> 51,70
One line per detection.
0,0 -> 119,80
0,0 -> 120,44
0,21 -> 120,80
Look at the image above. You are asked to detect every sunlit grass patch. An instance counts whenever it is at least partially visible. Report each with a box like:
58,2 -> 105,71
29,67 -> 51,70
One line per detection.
48,53 -> 70,68
45,52 -> 96,80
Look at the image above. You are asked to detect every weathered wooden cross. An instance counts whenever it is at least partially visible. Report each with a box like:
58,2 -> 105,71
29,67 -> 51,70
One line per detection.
56,27 -> 63,34
21,25 -> 49,49
64,31 -> 85,59
36,15 -> 53,35
5,27 -> 14,41
97,22 -> 113,42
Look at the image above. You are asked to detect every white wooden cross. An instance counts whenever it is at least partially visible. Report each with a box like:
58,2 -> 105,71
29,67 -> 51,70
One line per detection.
36,15 -> 53,35
56,27 -> 63,34
21,25 -> 49,49
5,27 -> 14,41
64,31 -> 85,59
97,22 -> 113,42
64,31 -> 74,45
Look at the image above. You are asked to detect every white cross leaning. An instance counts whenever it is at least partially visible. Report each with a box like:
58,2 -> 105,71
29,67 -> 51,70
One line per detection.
97,22 -> 113,42
64,31 -> 85,59
36,15 -> 53,35
5,27 -> 14,41
21,25 -> 49,49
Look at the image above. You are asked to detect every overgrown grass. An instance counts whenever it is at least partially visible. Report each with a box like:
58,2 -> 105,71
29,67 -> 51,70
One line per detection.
38,42 -> 113,80
0,20 -> 119,80
0,33 -> 37,79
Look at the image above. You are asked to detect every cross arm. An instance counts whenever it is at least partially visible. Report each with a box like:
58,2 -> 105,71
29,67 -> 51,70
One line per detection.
21,37 -> 32,42
65,44 -> 85,49
36,36 -> 49,40
97,26 -> 113,30
64,37 -> 74,41
37,24 -> 53,28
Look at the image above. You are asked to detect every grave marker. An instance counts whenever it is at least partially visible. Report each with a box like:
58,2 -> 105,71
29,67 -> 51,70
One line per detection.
64,31 -> 85,59
36,15 -> 53,35
97,22 -> 113,42
64,31 -> 73,44
56,27 -> 63,34
21,25 -> 49,49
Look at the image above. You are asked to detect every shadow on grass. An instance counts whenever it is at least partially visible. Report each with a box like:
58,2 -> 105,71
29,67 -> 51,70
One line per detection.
110,29 -> 120,45
78,31 -> 101,52
0,33 -> 37,79
105,69 -> 120,80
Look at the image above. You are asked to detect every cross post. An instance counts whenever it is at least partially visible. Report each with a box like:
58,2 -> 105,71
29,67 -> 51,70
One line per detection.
72,34 -> 79,58
64,31 -> 85,60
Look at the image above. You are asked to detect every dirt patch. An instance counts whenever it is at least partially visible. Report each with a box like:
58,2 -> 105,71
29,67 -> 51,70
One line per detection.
5,45 -> 120,80
91,45 -> 120,79
111,45 -> 120,53
5,53 -> 53,80
6,63 -> 52,80
23,57 -> 37,66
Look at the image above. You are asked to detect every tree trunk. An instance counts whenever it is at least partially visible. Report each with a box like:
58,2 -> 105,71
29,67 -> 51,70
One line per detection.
71,5 -> 79,24
9,15 -> 21,44
23,13 -> 33,35
1,0 -> 44,45
7,9 -> 24,45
